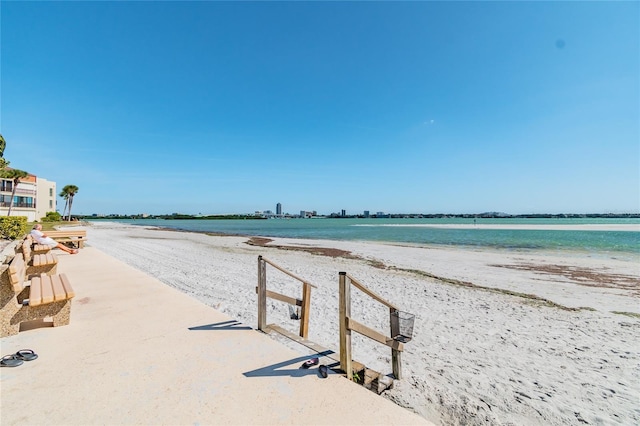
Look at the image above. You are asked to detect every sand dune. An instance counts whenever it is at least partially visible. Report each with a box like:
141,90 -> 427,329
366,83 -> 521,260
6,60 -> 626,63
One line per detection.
82,221 -> 640,425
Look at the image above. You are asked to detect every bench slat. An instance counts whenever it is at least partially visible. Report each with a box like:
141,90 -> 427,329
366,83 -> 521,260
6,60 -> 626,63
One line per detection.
43,230 -> 87,249
59,273 -> 75,299
51,274 -> 67,301
8,254 -> 26,292
22,240 -> 32,259
8,269 -> 23,292
46,231 -> 86,236
40,275 -> 55,304
29,276 -> 43,307
32,253 -> 57,267
33,244 -> 51,253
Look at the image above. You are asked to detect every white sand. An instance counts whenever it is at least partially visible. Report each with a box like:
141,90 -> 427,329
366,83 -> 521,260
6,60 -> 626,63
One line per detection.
80,221 -> 639,425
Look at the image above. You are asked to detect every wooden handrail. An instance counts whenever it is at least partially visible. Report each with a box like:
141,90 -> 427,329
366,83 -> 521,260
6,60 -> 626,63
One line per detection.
261,257 -> 317,289
345,273 -> 397,310
257,256 -> 314,339
340,272 -> 404,380
346,317 -> 404,351
255,287 -> 302,306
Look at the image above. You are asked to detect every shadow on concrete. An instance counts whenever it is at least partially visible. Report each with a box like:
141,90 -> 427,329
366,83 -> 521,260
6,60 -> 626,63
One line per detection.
243,350 -> 340,378
188,320 -> 253,331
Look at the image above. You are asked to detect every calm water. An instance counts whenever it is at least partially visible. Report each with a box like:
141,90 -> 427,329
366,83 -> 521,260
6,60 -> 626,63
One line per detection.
92,218 -> 640,256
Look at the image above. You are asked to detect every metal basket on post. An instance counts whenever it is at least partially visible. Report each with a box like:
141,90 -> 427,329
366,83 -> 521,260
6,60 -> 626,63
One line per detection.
390,311 -> 415,343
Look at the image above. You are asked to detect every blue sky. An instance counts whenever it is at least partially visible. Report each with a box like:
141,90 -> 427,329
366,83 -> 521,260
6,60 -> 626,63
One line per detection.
1,1 -> 638,216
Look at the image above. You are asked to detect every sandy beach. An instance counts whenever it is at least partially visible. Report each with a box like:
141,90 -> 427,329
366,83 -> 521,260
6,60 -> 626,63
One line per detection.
82,221 -> 639,425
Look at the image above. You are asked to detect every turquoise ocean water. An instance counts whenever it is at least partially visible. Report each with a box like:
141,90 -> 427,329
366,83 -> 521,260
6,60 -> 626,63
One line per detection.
93,218 -> 640,256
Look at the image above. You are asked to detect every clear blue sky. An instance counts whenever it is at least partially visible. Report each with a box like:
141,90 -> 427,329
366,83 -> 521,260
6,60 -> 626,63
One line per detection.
1,1 -> 638,216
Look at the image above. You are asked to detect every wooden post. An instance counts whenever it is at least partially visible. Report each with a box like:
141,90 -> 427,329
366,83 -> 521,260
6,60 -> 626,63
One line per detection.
339,272 -> 352,379
257,256 -> 267,332
299,282 -> 311,338
390,307 -> 402,379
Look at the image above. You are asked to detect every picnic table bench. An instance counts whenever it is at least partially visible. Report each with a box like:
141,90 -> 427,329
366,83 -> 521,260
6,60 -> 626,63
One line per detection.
0,252 -> 75,337
45,229 -> 87,249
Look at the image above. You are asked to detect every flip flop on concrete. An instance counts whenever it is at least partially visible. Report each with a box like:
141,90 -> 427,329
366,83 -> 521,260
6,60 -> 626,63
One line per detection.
15,349 -> 38,361
300,357 -> 319,369
318,365 -> 328,378
1,354 -> 24,367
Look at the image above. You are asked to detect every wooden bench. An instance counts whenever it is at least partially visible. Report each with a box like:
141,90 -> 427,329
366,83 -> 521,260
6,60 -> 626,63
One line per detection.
22,239 -> 58,276
0,253 -> 75,337
45,230 -> 87,249
25,234 -> 52,254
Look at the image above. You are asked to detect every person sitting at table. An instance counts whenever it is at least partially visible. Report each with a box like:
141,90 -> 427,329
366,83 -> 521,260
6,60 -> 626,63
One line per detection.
30,224 -> 79,254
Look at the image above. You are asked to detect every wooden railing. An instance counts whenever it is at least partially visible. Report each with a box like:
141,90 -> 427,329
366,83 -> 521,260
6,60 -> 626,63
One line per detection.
339,272 -> 404,380
256,255 -> 316,339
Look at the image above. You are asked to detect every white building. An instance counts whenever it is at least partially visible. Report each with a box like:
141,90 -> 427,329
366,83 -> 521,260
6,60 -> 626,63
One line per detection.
0,172 -> 56,222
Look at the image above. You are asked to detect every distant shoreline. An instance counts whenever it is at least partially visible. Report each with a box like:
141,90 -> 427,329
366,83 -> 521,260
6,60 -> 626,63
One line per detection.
80,213 -> 640,220
352,223 -> 640,232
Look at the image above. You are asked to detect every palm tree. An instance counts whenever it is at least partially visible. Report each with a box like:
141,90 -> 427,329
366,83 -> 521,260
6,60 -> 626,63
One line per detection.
0,135 -> 28,216
3,168 -> 29,216
0,134 -> 8,170
59,189 -> 70,219
60,185 -> 79,221
0,134 -> 5,158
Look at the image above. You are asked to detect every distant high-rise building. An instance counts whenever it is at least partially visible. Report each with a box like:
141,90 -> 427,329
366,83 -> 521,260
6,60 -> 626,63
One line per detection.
341,209 -> 346,217
364,210 -> 370,218
276,203 -> 282,215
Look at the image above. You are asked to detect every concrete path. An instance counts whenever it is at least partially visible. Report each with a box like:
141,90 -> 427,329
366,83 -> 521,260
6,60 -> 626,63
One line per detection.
1,247 -> 431,425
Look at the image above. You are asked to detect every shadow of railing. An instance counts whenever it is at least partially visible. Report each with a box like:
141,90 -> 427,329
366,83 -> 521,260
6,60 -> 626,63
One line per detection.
243,350 -> 337,378
189,320 -> 253,331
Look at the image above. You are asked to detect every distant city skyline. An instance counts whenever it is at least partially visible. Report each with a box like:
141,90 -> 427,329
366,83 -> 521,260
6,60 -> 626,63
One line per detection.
85,205 -> 639,219
2,2 -> 638,215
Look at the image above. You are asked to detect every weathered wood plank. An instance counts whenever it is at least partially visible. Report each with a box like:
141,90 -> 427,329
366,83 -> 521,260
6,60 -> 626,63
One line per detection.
267,324 -> 339,361
346,274 -> 398,310
257,256 -> 267,332
299,282 -> 312,339
59,273 -> 75,298
339,272 -> 352,379
29,276 -> 43,306
261,257 -> 317,288
346,317 -> 404,351
51,273 -> 66,301
40,275 -> 55,304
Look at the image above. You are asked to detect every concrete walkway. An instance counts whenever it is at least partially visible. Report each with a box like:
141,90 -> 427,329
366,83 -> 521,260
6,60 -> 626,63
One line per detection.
1,247 -> 431,425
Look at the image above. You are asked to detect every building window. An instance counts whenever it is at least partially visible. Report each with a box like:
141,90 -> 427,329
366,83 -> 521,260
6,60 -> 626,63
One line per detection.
50,188 -> 53,196
1,180 -> 13,193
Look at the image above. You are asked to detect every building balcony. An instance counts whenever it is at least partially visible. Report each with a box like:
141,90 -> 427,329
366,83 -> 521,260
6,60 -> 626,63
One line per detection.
0,188 -> 36,196
0,202 -> 36,209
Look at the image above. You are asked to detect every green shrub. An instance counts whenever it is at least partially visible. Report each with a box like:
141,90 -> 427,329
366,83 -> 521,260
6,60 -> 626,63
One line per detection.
0,216 -> 28,240
42,211 -> 62,222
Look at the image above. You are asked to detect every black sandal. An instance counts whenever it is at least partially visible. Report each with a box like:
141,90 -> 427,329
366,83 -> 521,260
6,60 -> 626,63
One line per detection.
300,357 -> 319,369
319,365 -> 328,378
1,354 -> 24,367
15,349 -> 38,361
